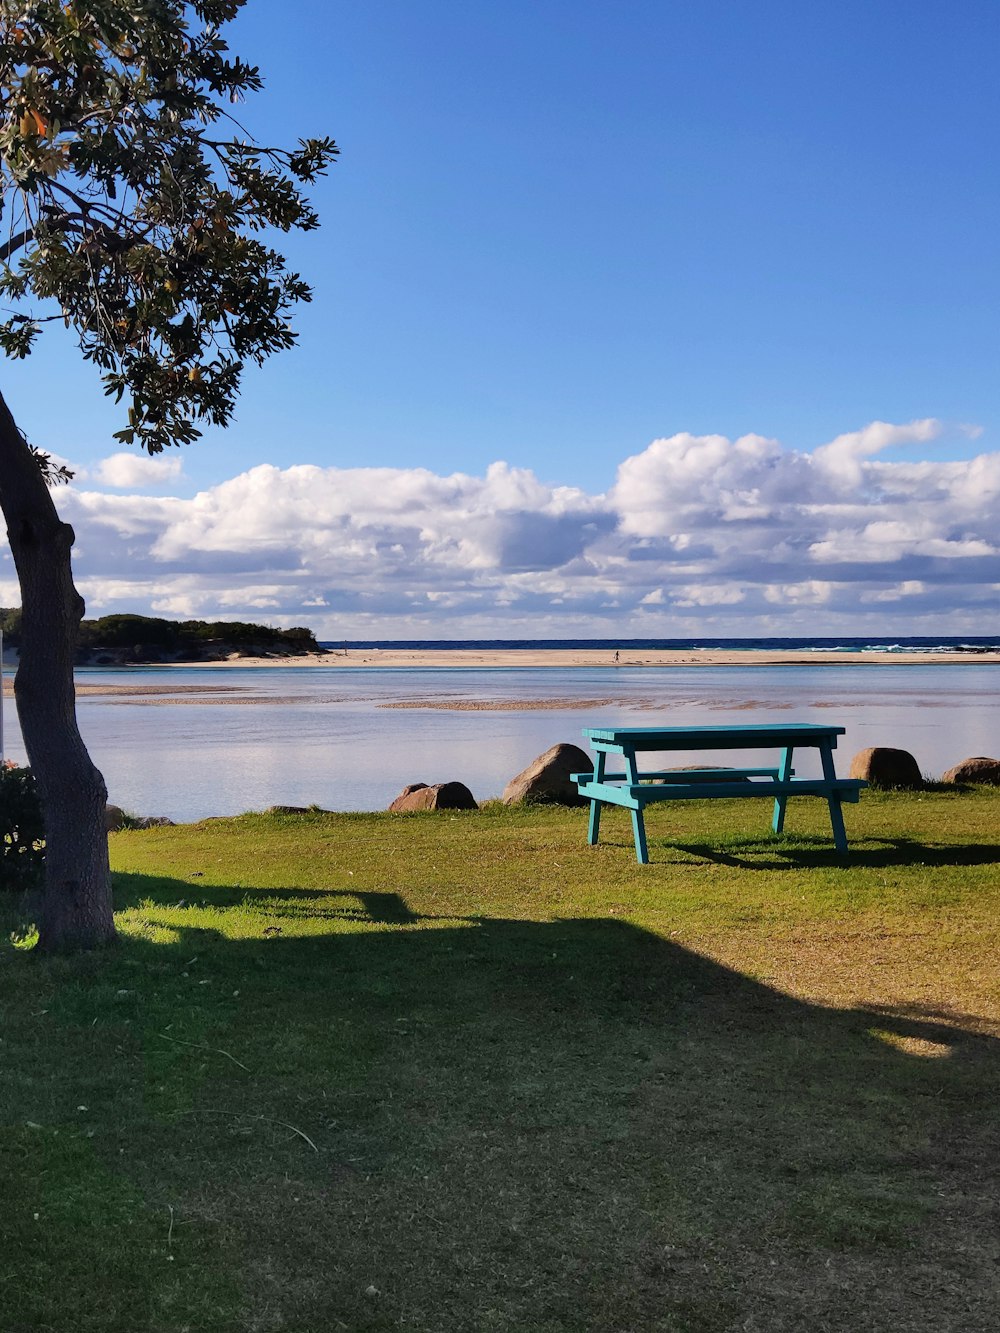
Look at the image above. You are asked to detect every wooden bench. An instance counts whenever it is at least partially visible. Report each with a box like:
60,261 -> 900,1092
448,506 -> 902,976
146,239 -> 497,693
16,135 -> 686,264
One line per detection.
573,723 -> 866,863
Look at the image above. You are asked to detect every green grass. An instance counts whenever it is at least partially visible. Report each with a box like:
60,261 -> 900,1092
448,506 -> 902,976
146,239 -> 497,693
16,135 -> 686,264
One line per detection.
2,790 -> 1000,1331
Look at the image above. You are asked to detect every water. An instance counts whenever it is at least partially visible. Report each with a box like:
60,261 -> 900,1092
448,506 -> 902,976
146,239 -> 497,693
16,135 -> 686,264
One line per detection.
325,636 -> 1000,653
3,661 -> 997,821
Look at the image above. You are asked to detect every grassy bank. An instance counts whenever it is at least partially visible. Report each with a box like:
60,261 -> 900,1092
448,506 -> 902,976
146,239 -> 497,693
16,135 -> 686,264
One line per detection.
2,791 -> 999,1332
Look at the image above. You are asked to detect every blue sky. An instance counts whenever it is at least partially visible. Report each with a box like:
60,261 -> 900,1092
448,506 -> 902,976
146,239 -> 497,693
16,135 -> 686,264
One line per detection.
2,1 -> 998,636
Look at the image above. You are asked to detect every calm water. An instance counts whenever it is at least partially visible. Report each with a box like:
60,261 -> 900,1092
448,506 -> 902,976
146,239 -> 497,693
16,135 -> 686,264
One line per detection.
2,663 -> 998,820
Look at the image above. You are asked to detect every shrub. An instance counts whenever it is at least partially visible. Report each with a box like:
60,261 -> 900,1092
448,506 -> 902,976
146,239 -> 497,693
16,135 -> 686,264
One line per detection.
0,762 -> 45,892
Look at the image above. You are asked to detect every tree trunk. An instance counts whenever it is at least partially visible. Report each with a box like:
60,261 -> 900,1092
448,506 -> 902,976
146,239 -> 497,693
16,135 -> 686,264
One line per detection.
0,389 -> 115,951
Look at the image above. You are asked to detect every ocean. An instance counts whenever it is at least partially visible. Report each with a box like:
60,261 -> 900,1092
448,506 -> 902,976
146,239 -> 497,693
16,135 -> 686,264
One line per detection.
325,636 -> 1000,653
1,645 -> 996,822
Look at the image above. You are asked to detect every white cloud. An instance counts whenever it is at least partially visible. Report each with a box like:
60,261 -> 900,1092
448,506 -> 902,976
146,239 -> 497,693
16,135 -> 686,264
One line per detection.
811,418 -> 942,487
612,431 -> 797,538
93,451 -> 185,489
810,520 -> 995,563
860,581 -> 927,604
25,418 -> 996,636
673,584 -> 747,608
148,593 -> 199,616
763,581 -> 834,606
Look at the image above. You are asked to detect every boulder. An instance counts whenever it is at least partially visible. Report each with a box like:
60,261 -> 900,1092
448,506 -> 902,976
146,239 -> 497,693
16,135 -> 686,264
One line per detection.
107,805 -> 176,829
389,781 -> 477,812
387,783 -> 428,811
502,743 -> 593,806
941,756 -> 1000,786
265,805 -> 312,815
849,747 -> 924,790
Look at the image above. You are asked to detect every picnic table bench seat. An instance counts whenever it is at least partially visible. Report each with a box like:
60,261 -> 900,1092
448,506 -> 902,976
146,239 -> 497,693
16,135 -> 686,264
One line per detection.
574,724 -> 866,863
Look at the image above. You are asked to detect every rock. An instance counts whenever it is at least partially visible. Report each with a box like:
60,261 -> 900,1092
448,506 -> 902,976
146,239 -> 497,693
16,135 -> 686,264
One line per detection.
107,806 -> 176,830
265,805 -> 312,815
849,747 -> 924,790
502,743 -> 593,806
941,756 -> 1000,785
389,781 -> 477,812
387,783 -> 428,811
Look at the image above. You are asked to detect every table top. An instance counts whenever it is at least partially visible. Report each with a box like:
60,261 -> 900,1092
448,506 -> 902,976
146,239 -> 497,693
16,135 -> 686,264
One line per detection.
583,723 -> 845,749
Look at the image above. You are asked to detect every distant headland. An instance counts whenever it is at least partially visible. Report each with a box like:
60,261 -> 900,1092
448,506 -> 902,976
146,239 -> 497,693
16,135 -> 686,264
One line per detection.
0,610 -> 329,665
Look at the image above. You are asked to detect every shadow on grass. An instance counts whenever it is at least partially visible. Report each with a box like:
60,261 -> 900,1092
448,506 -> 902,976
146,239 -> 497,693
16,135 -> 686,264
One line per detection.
148,880 -> 421,923
665,835 -> 1000,871
3,872 -> 999,1332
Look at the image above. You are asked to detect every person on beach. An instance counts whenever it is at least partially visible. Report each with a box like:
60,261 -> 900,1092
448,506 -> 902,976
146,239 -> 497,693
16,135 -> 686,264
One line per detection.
614,650 -> 620,664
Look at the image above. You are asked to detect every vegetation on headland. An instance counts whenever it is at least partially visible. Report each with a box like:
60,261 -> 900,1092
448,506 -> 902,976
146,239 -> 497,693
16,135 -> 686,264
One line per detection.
0,608 -> 325,663
2,790 -> 999,1331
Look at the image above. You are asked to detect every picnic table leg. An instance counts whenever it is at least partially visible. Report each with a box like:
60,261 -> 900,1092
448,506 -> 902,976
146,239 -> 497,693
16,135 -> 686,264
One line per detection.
772,746 -> 794,834
588,799 -> 602,845
587,750 -> 606,846
623,748 -> 649,864
630,809 -> 649,864
819,744 -> 849,853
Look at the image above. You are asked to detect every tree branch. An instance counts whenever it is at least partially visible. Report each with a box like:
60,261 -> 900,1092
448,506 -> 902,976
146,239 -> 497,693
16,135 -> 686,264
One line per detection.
0,228 -> 36,264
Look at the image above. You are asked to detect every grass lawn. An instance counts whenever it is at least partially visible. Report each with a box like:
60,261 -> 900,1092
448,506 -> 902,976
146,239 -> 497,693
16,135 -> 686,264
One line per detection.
2,790 -> 1000,1332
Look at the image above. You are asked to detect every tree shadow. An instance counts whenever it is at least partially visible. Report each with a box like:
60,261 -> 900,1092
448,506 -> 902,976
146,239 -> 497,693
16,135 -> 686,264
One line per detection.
141,879 -> 420,923
6,872 -> 999,1332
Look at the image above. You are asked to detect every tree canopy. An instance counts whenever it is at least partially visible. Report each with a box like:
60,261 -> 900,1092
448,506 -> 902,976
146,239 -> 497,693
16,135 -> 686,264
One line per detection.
0,0 -> 336,951
0,0 -> 337,452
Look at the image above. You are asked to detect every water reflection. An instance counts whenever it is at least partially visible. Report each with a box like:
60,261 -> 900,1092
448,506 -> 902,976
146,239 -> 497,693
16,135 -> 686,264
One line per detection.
2,663 -> 996,820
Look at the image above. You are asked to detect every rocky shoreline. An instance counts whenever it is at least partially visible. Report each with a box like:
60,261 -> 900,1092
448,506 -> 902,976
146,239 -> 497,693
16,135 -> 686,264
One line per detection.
103,742 -> 1000,831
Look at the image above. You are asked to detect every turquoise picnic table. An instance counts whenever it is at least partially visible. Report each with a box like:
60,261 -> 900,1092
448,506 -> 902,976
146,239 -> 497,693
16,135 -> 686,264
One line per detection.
574,723 -> 866,864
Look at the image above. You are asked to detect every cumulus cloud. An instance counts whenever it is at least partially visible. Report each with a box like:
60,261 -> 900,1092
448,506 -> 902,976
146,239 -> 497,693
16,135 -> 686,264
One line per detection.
612,431 -> 802,537
30,420 -> 998,636
92,451 -> 185,489
811,418 -> 943,488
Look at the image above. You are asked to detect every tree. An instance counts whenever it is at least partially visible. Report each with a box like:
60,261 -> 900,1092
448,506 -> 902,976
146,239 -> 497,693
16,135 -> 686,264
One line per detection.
0,0 -> 337,950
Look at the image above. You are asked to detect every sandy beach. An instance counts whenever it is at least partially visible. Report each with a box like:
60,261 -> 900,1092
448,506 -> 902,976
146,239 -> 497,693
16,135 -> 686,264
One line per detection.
152,647 -> 1000,669
3,648 -> 999,685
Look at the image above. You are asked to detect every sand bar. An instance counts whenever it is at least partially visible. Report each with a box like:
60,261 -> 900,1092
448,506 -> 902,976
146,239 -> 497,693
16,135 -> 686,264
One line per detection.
141,647 -> 1000,669
5,648 -> 999,686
